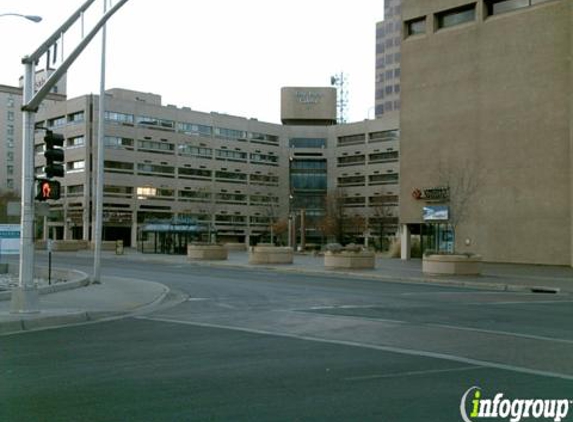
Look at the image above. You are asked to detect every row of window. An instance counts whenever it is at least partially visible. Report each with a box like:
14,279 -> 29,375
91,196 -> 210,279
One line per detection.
104,111 -> 279,144
337,173 -> 399,186
102,161 -> 279,184
68,183 -> 280,205
338,130 -> 399,146
406,0 -> 555,38
337,150 -> 399,166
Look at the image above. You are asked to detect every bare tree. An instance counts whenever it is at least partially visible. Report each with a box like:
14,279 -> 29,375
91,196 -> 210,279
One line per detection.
319,187 -> 347,244
437,160 -> 483,252
370,197 -> 397,250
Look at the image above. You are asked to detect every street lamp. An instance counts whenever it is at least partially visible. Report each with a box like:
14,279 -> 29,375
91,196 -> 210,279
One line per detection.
0,13 -> 42,23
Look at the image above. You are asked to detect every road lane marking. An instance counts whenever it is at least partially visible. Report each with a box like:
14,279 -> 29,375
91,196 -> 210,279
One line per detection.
467,300 -> 573,306
343,365 -> 483,381
135,315 -> 573,381
426,323 -> 573,345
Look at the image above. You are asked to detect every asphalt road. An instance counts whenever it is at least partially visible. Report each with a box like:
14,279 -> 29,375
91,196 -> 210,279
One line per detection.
2,254 -> 572,421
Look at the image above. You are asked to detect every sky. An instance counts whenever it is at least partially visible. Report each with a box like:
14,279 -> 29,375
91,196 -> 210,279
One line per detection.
0,0 -> 384,124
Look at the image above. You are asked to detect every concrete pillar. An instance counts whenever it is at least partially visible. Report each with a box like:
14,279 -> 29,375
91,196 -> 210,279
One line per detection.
131,210 -> 138,248
400,224 -> 411,260
300,209 -> 306,251
82,205 -> 90,241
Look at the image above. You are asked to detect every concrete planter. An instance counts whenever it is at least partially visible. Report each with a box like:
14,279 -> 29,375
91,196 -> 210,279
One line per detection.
89,241 -> 118,251
249,246 -> 293,265
35,240 -> 89,252
224,242 -> 248,251
324,251 -> 376,269
187,244 -> 228,261
422,254 -> 482,276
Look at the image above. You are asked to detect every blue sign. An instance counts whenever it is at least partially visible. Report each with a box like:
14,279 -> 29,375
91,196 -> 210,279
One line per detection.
423,206 -> 450,222
0,224 -> 21,255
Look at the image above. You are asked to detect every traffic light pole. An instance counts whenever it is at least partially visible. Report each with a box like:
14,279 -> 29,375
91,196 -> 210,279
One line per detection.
93,0 -> 107,283
11,61 -> 39,312
12,0 -> 131,313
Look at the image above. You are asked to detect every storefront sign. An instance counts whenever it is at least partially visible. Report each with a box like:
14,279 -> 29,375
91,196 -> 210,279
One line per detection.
423,206 -> 450,221
412,186 -> 450,202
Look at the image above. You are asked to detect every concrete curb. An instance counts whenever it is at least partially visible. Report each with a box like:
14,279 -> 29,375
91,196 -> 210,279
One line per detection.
0,267 -> 90,301
184,260 -> 566,294
0,278 -> 172,336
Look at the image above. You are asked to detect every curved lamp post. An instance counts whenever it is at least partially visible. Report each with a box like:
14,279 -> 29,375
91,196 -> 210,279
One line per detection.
0,13 -> 42,23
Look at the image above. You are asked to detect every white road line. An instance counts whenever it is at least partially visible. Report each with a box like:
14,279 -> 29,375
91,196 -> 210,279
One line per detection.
135,315 -> 573,381
426,323 -> 573,345
344,365 -> 483,381
468,300 -> 573,306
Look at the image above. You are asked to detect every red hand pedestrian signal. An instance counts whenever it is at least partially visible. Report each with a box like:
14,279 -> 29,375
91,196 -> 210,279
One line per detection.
36,179 -> 61,201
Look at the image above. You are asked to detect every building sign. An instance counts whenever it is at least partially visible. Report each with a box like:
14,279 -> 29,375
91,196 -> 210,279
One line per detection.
423,206 -> 450,222
412,186 -> 450,202
295,91 -> 323,105
0,224 -> 21,255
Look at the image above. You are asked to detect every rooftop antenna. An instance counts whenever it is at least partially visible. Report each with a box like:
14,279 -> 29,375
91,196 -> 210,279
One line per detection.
330,72 -> 349,124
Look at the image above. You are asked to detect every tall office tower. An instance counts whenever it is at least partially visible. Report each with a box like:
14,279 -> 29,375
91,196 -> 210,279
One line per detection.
375,0 -> 402,118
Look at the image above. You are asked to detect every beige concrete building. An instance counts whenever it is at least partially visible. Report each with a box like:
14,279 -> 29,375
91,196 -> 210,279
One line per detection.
0,70 -> 66,194
31,87 -> 398,250
399,0 -> 572,266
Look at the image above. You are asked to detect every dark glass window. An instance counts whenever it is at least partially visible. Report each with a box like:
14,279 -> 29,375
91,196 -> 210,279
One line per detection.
405,17 -> 426,37
436,4 -> 476,29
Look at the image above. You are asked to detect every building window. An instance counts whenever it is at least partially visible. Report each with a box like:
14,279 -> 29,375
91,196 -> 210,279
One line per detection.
48,116 -> 66,127
337,155 -> 366,167
485,0 -> 552,16
337,133 -> 366,146
137,163 -> 175,176
7,97 -> 14,108
7,111 -> 14,121
250,153 -> 278,166
405,17 -> 426,37
369,130 -> 399,143
177,122 -> 213,137
436,4 -> 476,29
138,139 -> 175,154
7,152 -> 14,162
214,127 -> 246,140
178,144 -> 212,159
67,136 -> 85,149
249,132 -> 279,145
7,165 -> 14,176
67,185 -> 84,196
68,111 -> 85,123
215,149 -> 247,162
67,160 -> 85,173
178,168 -> 212,180
369,173 -> 399,185
215,171 -> 247,183
7,179 -> 14,190
105,111 -> 134,125
6,125 -> 14,136
289,138 -> 327,149
105,136 -> 134,150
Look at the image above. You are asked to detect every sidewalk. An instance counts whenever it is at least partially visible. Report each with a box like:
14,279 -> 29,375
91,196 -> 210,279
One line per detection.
0,276 -> 171,335
81,248 -> 573,293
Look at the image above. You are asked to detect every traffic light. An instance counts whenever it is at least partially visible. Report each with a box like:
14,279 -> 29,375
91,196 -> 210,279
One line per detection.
44,130 -> 65,178
35,179 -> 61,201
